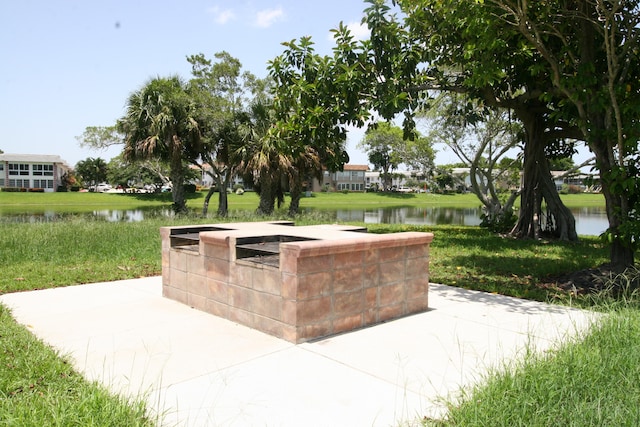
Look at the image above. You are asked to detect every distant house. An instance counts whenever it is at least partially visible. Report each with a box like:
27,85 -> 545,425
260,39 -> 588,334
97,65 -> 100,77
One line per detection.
0,153 -> 71,192
313,164 -> 369,192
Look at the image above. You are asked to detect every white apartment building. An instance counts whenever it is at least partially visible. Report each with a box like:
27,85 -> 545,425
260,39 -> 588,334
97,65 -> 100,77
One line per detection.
0,154 -> 71,192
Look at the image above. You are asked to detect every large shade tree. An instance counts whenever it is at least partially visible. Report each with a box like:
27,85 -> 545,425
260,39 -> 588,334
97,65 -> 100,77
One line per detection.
479,0 -> 640,268
319,0 -> 637,269
188,52 -> 263,217
118,76 -> 201,213
268,37 -> 351,216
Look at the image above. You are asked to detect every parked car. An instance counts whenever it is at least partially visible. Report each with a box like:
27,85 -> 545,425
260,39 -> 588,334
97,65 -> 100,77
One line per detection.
94,183 -> 112,193
395,186 -> 413,193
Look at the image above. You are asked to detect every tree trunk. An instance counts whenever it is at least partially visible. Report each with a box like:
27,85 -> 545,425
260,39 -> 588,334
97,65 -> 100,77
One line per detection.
288,170 -> 303,217
169,148 -> 187,214
589,137 -> 635,270
202,186 -> 216,217
511,110 -> 577,240
217,171 -> 231,217
257,175 -> 275,215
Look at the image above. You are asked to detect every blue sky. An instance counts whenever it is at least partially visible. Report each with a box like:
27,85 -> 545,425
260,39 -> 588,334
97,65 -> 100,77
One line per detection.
0,1 -> 593,170
1,0 -> 378,167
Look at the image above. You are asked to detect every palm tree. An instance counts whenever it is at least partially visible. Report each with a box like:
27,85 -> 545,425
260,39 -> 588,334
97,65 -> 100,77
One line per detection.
119,76 -> 201,213
236,101 -> 290,215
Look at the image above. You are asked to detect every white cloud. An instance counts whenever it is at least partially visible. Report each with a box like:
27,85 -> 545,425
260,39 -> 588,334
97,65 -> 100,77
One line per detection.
327,20 -> 370,42
346,21 -> 370,40
207,6 -> 236,25
255,7 -> 284,28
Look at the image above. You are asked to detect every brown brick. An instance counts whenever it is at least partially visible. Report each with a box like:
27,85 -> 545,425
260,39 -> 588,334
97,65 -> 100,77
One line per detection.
163,285 -> 188,305
250,291 -> 282,320
379,302 -> 405,321
186,272 -> 208,297
280,250 -> 298,274
205,298 -> 229,319
405,257 -> 428,279
282,299 -> 297,324
169,269 -> 187,290
405,243 -> 430,259
297,254 -> 332,274
228,285 -> 252,311
406,277 -> 429,299
228,307 -> 258,330
333,314 -> 363,335
365,287 -> 378,307
281,274 -> 297,299
207,278 -> 228,304
333,250 -> 364,269
297,296 -> 332,324
206,257 -> 230,282
202,241 -> 231,260
333,267 -> 363,293
230,264 -> 253,288
379,283 -> 405,307
186,252 -> 205,277
363,264 -> 379,288
297,272 -> 332,299
363,308 -> 378,325
379,246 -> 406,262
253,268 -> 281,295
379,260 -> 405,285
187,293 -> 207,311
364,248 -> 379,264
406,295 -> 429,313
334,291 -> 364,316
297,321 -> 332,342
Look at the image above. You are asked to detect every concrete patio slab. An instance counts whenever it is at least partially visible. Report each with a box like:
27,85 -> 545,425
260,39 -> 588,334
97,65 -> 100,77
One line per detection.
0,277 -> 595,426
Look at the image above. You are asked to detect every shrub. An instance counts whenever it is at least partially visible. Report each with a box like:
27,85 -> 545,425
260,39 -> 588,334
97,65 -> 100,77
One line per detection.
560,184 -> 583,194
28,188 -> 45,193
183,183 -> 197,193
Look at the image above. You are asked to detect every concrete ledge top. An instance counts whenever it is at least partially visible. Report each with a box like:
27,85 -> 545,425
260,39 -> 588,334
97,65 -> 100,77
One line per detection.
171,221 -> 434,246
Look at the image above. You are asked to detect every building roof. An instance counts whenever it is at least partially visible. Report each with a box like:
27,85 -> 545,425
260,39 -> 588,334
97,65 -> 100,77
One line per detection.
0,153 -> 71,168
343,164 -> 369,171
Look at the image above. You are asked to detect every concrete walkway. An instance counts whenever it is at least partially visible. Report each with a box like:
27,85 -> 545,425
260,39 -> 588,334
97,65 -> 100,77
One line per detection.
0,277 -> 594,427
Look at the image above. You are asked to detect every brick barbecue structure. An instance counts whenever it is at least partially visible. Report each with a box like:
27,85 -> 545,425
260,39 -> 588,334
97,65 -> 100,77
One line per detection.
161,221 -> 434,343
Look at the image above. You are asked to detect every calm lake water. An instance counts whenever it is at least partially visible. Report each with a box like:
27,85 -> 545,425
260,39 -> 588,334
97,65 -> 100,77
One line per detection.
2,206 -> 609,236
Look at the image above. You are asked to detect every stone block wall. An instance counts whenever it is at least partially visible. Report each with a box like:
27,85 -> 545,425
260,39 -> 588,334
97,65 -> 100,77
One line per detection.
160,223 -> 433,343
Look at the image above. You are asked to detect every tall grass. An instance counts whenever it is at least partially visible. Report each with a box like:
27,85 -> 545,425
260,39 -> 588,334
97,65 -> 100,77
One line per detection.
428,273 -> 640,427
0,216 -> 609,298
0,304 -> 155,426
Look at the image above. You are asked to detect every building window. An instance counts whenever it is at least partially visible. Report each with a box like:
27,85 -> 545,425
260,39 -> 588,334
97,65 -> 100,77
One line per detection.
0,178 -> 4,186
9,163 -> 30,176
9,179 -> 29,188
34,179 -> 54,189
32,164 -> 54,176
0,163 -> 4,172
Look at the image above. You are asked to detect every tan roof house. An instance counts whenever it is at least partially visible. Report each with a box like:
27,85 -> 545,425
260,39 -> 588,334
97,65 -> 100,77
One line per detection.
0,153 -> 71,192
312,164 -> 369,192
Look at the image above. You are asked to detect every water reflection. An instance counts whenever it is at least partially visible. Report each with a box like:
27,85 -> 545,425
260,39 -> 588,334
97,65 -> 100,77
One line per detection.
336,206 -> 607,236
1,205 -> 608,236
